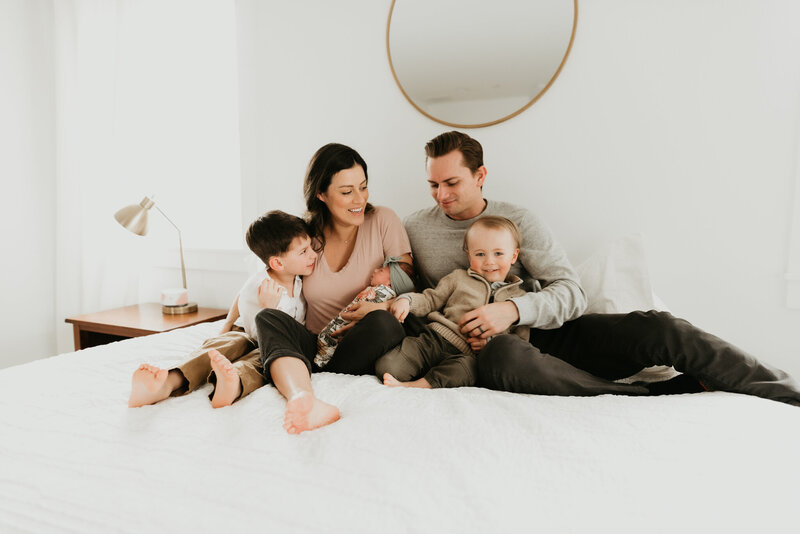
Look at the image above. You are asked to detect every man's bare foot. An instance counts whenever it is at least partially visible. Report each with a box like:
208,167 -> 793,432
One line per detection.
209,349 -> 242,408
282,392 -> 340,434
129,364 -> 172,407
383,373 -> 431,389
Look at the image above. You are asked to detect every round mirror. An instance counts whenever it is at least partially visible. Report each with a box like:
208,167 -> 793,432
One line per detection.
387,0 -> 578,128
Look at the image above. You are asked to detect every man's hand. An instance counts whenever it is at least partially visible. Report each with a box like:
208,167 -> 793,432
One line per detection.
390,298 -> 410,323
258,278 -> 283,309
458,301 -> 520,339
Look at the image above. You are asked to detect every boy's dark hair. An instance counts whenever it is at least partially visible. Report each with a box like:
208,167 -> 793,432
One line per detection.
463,216 -> 521,251
246,210 -> 310,265
424,131 -> 484,174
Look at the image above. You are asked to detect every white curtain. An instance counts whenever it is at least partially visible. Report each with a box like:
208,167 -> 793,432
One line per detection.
53,0 -> 242,353
786,92 -> 800,309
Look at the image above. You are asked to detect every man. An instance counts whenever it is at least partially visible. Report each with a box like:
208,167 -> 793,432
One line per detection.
404,131 -> 800,406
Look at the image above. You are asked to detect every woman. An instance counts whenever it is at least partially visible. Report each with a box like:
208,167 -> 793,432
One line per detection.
256,143 -> 412,433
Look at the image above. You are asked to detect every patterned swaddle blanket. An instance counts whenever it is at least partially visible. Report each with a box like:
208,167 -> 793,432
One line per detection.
315,284 -> 396,368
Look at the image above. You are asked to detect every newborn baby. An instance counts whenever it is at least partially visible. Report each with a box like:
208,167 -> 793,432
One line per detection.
315,257 -> 415,368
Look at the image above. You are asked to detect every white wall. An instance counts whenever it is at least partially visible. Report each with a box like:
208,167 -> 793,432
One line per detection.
0,0 -> 56,369
237,0 -> 800,377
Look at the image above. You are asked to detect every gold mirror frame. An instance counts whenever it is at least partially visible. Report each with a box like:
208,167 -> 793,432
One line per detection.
386,0 -> 579,129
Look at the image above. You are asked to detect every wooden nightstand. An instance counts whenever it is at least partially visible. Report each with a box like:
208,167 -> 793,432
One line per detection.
65,303 -> 228,350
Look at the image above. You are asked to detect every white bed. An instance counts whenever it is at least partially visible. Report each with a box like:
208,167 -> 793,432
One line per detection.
2,236 -> 799,533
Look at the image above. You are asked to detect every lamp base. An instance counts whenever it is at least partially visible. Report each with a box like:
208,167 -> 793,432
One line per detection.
162,302 -> 198,315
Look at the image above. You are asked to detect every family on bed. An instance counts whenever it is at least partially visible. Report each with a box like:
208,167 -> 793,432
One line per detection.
129,131 -> 800,433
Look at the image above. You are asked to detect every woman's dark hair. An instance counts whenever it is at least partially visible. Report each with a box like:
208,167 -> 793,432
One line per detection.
303,143 -> 374,251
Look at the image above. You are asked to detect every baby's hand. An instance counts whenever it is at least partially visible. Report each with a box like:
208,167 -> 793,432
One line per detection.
258,278 -> 283,309
390,298 -> 410,323
467,336 -> 488,352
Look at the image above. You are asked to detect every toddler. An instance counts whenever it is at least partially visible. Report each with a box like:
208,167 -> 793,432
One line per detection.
378,216 -> 530,388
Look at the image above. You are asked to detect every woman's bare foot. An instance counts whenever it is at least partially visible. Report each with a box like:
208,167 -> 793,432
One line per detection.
209,349 -> 242,408
383,373 -> 431,389
282,391 -> 340,434
129,364 -> 173,407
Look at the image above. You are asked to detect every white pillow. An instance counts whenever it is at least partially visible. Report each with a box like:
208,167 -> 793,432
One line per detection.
575,233 -> 679,383
576,233 -> 656,314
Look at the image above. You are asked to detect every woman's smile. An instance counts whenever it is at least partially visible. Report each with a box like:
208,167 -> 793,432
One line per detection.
318,164 -> 369,227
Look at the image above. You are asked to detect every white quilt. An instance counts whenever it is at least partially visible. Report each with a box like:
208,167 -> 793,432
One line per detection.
1,321 -> 799,533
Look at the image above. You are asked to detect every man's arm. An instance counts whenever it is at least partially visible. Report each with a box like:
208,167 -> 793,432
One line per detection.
507,210 -> 586,329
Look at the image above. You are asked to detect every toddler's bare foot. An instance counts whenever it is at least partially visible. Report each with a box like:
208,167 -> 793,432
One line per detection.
383,373 -> 431,389
282,392 -> 340,434
129,364 -> 172,407
383,373 -> 402,387
209,349 -> 242,408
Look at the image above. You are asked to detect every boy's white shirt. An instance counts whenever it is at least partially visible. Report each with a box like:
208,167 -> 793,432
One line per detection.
235,268 -> 305,340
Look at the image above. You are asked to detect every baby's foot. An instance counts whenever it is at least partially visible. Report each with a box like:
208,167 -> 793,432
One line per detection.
282,392 -> 340,434
129,364 -> 171,407
209,349 -> 242,408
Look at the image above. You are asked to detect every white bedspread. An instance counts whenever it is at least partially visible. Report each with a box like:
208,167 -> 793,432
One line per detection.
1,321 -> 799,533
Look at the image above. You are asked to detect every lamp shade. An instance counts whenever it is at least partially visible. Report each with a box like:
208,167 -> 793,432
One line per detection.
114,196 -> 155,236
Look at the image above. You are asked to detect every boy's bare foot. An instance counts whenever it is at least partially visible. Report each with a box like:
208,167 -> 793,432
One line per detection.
282,392 -> 340,434
129,364 -> 172,407
209,349 -> 242,408
383,373 -> 432,389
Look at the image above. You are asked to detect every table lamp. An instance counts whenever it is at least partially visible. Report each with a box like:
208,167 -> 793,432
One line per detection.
114,196 -> 198,314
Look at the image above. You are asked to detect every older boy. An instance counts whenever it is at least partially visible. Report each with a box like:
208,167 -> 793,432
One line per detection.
129,211 -> 339,430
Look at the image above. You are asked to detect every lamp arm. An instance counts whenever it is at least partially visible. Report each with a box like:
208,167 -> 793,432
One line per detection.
154,204 -> 188,289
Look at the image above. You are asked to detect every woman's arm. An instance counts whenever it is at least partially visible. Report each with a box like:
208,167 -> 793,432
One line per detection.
339,252 -> 414,320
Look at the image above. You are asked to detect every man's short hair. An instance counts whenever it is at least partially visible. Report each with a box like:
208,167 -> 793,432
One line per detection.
425,131 -> 484,173
245,210 -> 310,265
463,216 -> 521,251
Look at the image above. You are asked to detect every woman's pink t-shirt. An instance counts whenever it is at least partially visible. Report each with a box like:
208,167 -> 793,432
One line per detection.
303,206 -> 411,334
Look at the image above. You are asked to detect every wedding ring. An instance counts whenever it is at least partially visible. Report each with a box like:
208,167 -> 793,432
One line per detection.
477,326 -> 485,335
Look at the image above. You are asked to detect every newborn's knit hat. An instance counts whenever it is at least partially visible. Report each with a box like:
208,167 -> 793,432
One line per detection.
382,256 -> 415,295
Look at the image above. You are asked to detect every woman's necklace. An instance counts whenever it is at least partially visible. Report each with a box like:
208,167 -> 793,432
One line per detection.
334,227 -> 358,246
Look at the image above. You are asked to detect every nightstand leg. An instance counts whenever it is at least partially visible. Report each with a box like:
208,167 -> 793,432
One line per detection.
73,325 -> 84,351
